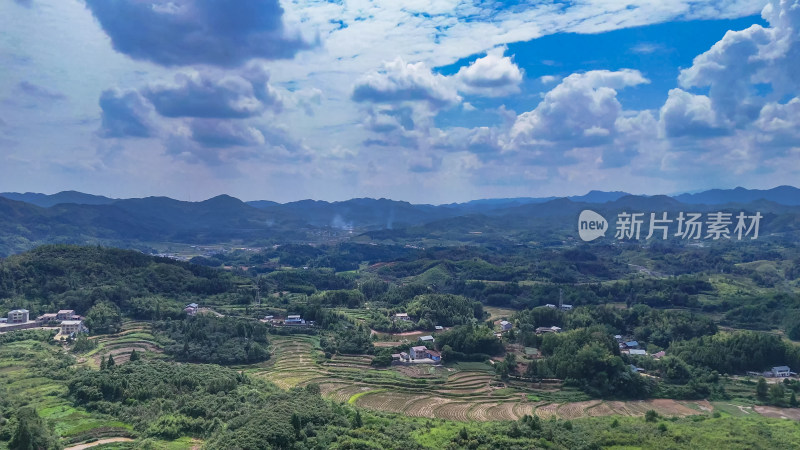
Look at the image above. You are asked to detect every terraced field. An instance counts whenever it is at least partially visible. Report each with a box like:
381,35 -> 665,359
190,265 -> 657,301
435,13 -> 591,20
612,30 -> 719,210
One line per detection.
251,335 -> 322,389
255,334 -> 721,422
0,340 -> 135,447
80,321 -> 164,368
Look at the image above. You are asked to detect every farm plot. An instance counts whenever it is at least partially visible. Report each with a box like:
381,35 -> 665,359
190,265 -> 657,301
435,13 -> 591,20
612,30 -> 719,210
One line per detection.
484,402 -> 520,421
81,323 -> 164,368
355,391 -> 424,413
467,402 -> 503,421
392,364 -> 449,378
754,406 -> 800,420
432,402 -> 475,421
254,336 -> 715,423
645,399 -> 704,416
533,403 -> 560,419
254,336 -> 326,388
557,400 -> 602,419
512,402 -> 537,418
327,385 -> 376,403
310,380 -> 352,396
323,354 -> 374,369
585,401 -> 616,417
403,397 -> 452,418
435,373 -> 493,395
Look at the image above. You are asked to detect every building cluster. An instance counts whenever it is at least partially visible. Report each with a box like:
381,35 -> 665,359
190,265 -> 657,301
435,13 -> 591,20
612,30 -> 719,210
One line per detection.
748,366 -> 795,378
391,336 -> 441,364
544,303 -> 573,311
393,345 -> 441,363
0,308 -> 87,337
262,314 -> 314,327
616,336 -> 649,356
535,325 -> 561,334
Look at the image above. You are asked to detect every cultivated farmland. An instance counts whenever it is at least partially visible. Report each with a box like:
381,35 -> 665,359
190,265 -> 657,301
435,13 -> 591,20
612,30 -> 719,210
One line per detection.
255,334 -> 725,421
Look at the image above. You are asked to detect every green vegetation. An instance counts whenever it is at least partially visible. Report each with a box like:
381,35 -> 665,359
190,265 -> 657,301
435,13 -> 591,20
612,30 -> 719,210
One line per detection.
1,240 -> 800,448
153,315 -> 270,365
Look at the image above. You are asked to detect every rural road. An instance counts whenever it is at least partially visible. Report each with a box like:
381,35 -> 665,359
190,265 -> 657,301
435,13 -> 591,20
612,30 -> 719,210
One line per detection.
64,437 -> 134,450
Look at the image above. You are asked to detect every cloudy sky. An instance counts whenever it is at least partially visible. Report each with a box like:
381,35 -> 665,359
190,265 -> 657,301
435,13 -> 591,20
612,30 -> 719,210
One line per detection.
1,0 -> 798,203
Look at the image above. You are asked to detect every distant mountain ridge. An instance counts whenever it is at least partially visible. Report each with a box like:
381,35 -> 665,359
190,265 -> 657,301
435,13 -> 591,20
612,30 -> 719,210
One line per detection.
3,186 -> 797,209
0,186 -> 798,256
673,186 -> 800,206
0,190 -> 116,207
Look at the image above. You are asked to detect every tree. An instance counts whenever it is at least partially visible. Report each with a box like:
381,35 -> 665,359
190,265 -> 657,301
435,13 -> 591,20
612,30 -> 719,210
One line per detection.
100,355 -> 108,371
129,349 -> 140,362
756,377 -> 769,399
790,391 -> 798,408
107,354 -> 116,369
9,407 -> 61,450
72,335 -> 97,353
351,410 -> 363,429
645,410 -> 659,422
291,413 -> 301,436
768,383 -> 786,406
84,301 -> 122,334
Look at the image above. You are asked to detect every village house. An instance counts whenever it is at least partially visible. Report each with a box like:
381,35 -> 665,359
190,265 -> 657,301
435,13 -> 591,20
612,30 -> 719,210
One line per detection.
56,310 -> 75,321
628,349 -> 647,356
419,335 -> 435,343
544,304 -> 557,309
394,312 -> 410,321
624,340 -> 640,349
410,345 -> 427,360
391,353 -> 402,361
560,304 -> 573,311
772,366 -> 791,377
185,303 -> 199,316
629,364 -> 645,373
36,313 -> 58,325
535,326 -> 561,334
500,320 -> 512,331
652,351 -> 666,359
7,309 -> 29,323
399,352 -> 409,361
60,320 -> 87,336
426,349 -> 441,361
434,325 -> 444,331
285,315 -> 306,325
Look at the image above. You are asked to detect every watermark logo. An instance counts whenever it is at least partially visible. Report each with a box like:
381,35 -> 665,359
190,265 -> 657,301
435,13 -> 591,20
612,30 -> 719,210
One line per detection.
578,210 -> 608,242
577,210 -> 762,241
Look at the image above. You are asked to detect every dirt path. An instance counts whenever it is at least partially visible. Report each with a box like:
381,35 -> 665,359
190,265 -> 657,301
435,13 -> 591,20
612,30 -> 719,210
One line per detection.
371,329 -> 426,337
64,437 -> 134,450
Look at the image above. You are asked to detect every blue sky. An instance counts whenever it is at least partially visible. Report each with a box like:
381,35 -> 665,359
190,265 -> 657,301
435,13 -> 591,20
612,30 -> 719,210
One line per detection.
1,0 -> 797,203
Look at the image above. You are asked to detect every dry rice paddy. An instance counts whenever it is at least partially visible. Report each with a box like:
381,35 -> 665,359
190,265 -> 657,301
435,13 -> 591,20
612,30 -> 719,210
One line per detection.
255,335 -> 754,422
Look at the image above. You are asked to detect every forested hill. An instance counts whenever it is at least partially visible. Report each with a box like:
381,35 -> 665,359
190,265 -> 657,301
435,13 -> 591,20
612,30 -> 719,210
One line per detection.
0,188 -> 799,256
0,245 -> 246,318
